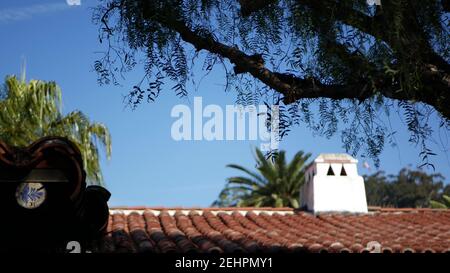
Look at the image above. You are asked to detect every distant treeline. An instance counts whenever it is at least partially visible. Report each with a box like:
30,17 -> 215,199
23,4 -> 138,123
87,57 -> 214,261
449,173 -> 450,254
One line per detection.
364,168 -> 449,208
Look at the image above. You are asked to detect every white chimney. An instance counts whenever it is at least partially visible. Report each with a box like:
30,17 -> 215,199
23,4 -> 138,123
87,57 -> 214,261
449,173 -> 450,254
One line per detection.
300,153 -> 368,213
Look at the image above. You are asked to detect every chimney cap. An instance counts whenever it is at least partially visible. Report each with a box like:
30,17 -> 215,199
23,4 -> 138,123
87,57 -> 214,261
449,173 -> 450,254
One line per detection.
314,153 -> 358,164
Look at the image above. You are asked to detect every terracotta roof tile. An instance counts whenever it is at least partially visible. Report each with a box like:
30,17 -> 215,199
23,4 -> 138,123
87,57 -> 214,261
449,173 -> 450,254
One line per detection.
97,207 -> 450,253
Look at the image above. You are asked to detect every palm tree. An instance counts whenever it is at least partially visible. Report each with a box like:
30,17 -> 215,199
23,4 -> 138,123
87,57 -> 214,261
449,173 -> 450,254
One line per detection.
0,74 -> 111,185
213,148 -> 311,208
430,195 -> 450,209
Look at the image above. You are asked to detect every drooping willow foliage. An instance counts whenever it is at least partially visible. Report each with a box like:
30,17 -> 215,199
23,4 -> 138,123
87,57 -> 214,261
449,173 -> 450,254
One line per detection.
93,0 -> 450,168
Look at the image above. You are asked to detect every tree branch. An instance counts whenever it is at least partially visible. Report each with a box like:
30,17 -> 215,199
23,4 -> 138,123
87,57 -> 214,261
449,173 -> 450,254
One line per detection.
443,0 -> 450,12
237,0 -> 450,118
239,0 -> 387,41
134,1 -> 449,119
238,0 -> 277,16
304,0 -> 387,41
146,11 -> 391,100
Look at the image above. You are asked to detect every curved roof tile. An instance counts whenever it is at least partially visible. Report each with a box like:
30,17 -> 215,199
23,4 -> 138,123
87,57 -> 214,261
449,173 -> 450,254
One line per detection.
96,207 -> 450,253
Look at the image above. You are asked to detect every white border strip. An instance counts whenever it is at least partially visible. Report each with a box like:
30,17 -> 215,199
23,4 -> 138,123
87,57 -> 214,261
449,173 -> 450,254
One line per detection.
109,209 -> 295,216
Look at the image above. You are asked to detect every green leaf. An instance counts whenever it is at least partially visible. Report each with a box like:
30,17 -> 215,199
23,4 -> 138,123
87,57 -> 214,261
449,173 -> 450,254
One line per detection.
429,200 -> 447,209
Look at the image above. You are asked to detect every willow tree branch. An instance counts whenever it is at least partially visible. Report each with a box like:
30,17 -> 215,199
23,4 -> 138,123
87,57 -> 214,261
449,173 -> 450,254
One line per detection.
238,0 -> 277,16
239,0 -> 387,41
194,28 -> 448,117
443,0 -> 450,12
236,0 -> 450,118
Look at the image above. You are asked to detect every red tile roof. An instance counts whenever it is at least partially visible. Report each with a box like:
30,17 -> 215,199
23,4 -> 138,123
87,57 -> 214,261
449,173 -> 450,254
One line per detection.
93,207 -> 450,253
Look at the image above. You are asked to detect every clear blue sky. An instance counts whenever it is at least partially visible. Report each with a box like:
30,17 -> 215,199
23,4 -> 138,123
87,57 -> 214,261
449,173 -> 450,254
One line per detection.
1,0 -> 448,207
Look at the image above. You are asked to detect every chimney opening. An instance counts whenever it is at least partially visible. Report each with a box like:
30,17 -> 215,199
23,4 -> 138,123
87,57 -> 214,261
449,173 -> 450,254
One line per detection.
340,166 -> 347,176
326,165 -> 335,176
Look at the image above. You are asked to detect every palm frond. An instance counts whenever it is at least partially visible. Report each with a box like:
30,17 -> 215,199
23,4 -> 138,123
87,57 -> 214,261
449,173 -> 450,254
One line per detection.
430,195 -> 450,209
214,147 -> 311,208
0,75 -> 111,185
226,164 -> 266,186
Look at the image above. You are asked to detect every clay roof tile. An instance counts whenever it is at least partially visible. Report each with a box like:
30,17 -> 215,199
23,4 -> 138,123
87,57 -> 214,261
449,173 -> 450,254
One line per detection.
102,207 -> 450,253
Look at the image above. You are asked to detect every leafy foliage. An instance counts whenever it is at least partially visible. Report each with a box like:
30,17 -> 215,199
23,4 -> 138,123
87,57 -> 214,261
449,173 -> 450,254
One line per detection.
93,0 -> 449,167
430,194 -> 450,208
364,168 -> 449,208
0,75 -> 112,185
213,148 -> 311,208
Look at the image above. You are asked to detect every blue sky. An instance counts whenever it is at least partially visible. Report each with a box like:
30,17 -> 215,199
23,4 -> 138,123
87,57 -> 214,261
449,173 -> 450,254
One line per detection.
0,0 -> 448,207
